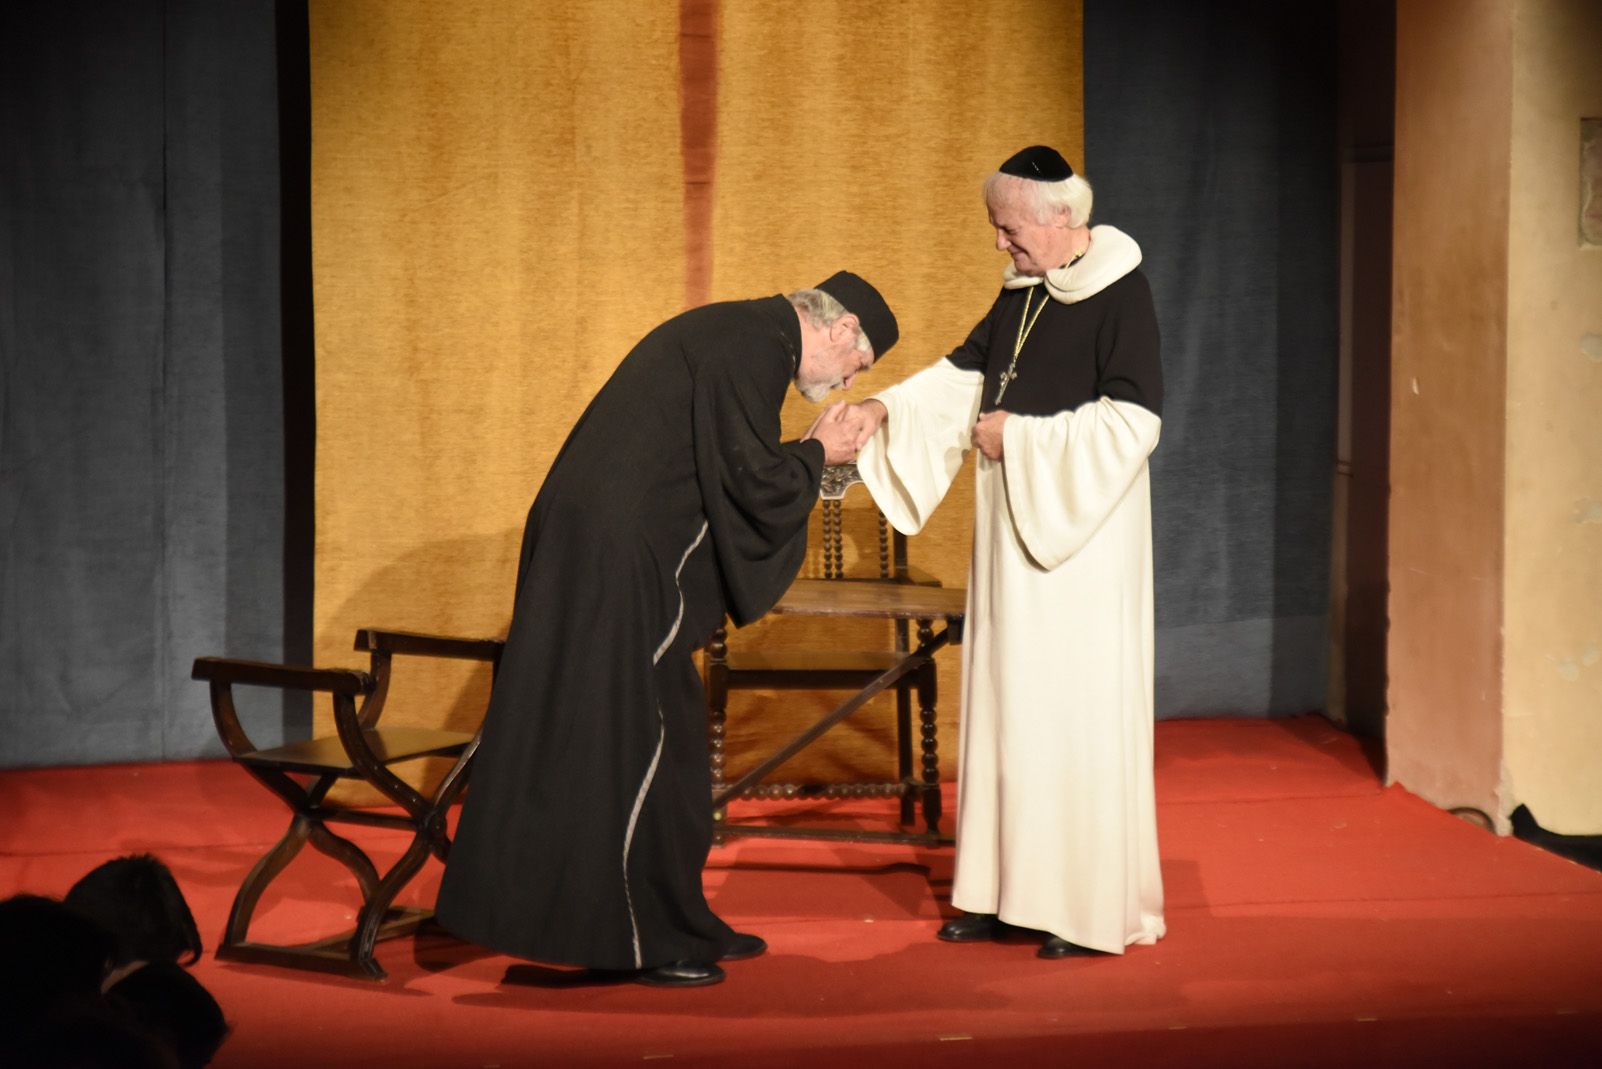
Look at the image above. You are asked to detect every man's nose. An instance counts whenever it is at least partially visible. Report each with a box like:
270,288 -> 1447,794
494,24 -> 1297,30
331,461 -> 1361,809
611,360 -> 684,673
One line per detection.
840,371 -> 857,390
995,230 -> 1009,251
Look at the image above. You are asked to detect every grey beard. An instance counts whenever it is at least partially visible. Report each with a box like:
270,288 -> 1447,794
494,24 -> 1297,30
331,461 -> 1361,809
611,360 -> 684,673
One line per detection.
798,378 -> 834,404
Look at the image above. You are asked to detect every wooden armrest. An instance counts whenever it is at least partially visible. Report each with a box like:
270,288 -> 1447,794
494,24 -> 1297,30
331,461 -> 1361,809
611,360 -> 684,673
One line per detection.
354,628 -> 504,662
191,657 -> 372,696
193,656 -> 372,762
347,629 -> 503,735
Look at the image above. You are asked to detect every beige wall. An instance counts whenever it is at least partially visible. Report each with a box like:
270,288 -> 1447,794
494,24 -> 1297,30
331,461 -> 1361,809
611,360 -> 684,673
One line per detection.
1389,0 -> 1512,824
1391,0 -> 1602,835
1503,0 -> 1602,835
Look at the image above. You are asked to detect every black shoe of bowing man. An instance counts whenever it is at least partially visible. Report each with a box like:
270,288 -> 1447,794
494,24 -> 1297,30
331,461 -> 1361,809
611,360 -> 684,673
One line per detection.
632,932 -> 767,987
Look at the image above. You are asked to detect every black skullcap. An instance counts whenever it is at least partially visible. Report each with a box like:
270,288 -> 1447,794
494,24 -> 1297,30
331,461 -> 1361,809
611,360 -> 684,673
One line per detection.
815,271 -> 898,358
999,145 -> 1074,182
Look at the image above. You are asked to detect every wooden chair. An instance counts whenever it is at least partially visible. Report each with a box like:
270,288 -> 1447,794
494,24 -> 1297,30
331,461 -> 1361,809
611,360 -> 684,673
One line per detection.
191,627 -> 503,981
705,463 -> 946,839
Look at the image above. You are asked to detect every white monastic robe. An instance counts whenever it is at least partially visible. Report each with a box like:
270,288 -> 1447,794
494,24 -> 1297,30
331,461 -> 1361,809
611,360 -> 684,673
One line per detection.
858,226 -> 1165,952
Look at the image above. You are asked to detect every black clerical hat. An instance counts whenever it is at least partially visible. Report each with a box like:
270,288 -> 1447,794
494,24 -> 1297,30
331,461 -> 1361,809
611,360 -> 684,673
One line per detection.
999,145 -> 1075,182
816,271 -> 898,358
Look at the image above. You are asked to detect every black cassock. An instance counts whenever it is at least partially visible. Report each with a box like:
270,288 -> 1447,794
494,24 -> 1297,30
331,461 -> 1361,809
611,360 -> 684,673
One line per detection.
436,295 -> 822,970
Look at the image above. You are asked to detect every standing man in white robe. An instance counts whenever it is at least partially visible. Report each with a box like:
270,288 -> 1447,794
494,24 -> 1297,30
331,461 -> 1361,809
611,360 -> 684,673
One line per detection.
839,146 -> 1165,958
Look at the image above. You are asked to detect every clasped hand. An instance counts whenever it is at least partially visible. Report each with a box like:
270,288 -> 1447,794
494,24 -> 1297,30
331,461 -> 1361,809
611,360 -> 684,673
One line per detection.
804,400 -> 887,465
971,409 -> 1009,461
804,401 -> 1008,463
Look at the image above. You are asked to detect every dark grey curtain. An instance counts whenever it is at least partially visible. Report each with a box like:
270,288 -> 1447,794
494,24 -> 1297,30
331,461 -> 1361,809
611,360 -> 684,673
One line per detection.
1085,0 -> 1339,717
0,0 -> 294,766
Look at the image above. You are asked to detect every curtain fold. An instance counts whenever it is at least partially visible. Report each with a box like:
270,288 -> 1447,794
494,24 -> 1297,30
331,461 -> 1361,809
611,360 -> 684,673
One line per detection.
1085,0 -> 1339,717
1,0 -> 288,767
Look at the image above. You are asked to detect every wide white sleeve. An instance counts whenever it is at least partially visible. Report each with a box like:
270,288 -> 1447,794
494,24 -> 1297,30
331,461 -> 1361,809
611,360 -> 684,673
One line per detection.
855,357 -> 983,535
1000,397 -> 1162,570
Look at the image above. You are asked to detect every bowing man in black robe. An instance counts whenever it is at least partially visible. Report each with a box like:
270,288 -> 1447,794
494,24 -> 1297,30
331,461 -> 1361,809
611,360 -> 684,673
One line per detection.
435,272 -> 898,987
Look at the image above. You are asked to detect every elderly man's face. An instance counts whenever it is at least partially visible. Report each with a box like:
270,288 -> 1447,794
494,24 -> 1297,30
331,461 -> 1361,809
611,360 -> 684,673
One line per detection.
797,318 -> 873,403
988,190 -> 1076,277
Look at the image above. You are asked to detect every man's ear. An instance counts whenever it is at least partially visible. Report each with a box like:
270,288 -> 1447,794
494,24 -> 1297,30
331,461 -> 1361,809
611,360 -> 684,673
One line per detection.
832,313 -> 860,343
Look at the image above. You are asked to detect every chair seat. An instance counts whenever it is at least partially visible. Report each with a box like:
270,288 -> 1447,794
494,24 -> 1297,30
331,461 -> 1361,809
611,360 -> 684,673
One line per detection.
240,727 -> 475,776
723,650 -> 906,674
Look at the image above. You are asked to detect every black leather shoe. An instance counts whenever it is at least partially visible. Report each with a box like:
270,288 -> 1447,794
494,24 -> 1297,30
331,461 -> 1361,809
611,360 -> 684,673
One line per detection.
1037,936 -> 1101,959
634,961 -> 726,987
937,912 -> 1002,943
721,932 -> 767,961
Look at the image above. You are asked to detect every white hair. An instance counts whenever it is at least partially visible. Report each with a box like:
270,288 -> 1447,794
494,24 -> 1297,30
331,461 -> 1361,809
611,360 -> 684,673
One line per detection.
787,288 -> 874,356
982,170 -> 1095,228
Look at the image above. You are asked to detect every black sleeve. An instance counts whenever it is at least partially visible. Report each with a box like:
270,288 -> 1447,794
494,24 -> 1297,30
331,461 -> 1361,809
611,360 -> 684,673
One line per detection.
691,334 -> 822,626
1095,270 -> 1163,418
943,289 -> 1010,373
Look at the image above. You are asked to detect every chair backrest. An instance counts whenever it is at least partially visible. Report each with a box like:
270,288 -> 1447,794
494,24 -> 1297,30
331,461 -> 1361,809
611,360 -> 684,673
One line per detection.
816,463 -> 908,582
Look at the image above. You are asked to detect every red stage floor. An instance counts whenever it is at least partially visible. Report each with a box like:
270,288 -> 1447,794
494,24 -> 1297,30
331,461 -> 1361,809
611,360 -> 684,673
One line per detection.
3,715 -> 1600,1067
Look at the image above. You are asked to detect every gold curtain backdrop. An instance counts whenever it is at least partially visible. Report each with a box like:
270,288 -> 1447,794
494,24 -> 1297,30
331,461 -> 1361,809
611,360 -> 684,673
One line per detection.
310,0 -> 1083,789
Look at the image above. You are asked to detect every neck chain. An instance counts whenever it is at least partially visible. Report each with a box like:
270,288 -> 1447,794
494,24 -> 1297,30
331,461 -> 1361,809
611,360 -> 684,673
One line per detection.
994,242 -> 1086,405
